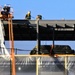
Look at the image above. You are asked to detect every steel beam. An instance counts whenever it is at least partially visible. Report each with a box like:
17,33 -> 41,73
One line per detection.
3,20 -> 75,40
3,20 -> 75,28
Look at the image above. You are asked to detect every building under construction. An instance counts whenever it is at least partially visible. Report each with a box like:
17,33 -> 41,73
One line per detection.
0,5 -> 75,75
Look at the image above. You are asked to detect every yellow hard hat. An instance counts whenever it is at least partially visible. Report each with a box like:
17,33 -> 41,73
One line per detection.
28,11 -> 31,14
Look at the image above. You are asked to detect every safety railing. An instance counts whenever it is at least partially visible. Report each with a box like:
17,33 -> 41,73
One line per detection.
6,48 -> 31,54
0,55 -> 75,75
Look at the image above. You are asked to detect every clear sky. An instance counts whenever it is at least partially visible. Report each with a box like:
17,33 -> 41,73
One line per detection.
1,0 -> 75,19
1,0 -> 75,54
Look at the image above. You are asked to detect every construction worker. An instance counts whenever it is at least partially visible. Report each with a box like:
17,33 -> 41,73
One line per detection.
36,15 -> 42,20
25,11 -> 31,20
1,4 -> 10,16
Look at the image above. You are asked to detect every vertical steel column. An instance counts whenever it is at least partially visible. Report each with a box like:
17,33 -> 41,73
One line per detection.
36,20 -> 40,54
65,56 -> 68,75
53,28 -> 55,48
50,27 -> 55,55
36,58 -> 39,75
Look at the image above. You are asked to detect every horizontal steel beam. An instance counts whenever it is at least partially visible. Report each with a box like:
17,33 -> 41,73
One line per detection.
3,19 -> 75,28
3,19 -> 75,40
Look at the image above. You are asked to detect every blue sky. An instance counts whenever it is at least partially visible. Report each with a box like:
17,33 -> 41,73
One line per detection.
1,0 -> 75,19
1,0 -> 75,53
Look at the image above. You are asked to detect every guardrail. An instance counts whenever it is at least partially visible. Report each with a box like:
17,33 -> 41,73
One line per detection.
0,55 -> 75,75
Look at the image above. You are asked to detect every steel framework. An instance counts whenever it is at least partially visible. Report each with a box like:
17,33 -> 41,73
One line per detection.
3,20 -> 75,40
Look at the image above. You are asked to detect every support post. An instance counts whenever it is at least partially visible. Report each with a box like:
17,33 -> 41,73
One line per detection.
36,20 -> 40,54
53,28 -> 55,48
8,17 -> 16,75
36,58 -> 39,75
50,27 -> 55,55
65,56 -> 68,75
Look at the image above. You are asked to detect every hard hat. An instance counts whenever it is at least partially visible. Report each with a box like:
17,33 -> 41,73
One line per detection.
28,11 -> 31,14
